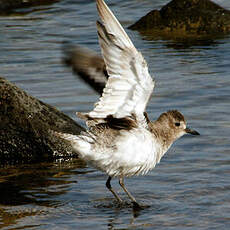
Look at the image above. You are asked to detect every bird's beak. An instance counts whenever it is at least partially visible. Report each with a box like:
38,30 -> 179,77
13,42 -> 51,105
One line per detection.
185,127 -> 200,135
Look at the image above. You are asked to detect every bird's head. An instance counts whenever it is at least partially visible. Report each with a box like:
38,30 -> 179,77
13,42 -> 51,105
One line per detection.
155,110 -> 200,141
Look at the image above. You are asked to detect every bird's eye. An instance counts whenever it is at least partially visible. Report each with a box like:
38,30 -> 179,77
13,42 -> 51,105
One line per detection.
175,122 -> 180,127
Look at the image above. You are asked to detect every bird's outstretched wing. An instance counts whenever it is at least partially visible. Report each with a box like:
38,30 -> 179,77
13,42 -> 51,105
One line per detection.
63,43 -> 108,95
85,0 -> 155,124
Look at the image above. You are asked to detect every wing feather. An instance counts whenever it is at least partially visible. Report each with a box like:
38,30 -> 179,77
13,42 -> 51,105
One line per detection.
63,44 -> 108,95
88,0 -> 155,123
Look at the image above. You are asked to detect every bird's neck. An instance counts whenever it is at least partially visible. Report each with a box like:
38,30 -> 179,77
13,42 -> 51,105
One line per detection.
148,120 -> 175,151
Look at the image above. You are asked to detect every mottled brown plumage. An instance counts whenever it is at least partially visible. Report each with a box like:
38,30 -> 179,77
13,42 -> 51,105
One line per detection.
55,0 -> 200,208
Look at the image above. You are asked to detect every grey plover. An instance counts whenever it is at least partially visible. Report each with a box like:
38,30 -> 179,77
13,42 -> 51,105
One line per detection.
55,0 -> 199,207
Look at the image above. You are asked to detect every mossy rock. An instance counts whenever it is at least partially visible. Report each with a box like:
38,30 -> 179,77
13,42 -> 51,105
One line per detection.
129,0 -> 230,40
0,77 -> 84,164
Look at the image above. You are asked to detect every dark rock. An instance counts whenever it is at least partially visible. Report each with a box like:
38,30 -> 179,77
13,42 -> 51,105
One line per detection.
129,0 -> 230,40
0,0 -> 59,13
0,77 -> 84,164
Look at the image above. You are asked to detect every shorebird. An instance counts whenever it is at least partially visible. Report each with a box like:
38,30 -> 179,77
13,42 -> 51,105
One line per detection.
56,0 -> 200,207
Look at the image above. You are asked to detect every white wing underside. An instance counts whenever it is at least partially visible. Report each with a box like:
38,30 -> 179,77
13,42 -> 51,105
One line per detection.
86,0 -> 155,123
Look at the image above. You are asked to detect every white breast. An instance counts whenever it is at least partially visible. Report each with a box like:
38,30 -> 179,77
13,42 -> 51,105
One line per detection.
88,127 -> 162,177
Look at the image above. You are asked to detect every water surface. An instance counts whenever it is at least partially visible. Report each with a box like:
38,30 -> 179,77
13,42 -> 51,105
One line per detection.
1,0 -> 230,229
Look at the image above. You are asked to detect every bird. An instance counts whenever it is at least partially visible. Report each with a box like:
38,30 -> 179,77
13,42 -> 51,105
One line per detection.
55,0 -> 200,208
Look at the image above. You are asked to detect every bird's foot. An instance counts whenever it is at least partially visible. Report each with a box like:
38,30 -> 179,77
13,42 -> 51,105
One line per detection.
132,201 -> 143,210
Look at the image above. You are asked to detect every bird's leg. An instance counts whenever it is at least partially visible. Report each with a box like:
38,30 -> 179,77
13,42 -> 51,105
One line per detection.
106,176 -> 123,203
119,177 -> 140,207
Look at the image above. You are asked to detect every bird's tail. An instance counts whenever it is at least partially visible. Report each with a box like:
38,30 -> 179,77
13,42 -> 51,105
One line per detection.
52,131 -> 93,157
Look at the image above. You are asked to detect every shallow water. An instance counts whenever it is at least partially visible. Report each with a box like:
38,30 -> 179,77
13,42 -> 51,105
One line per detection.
1,0 -> 230,229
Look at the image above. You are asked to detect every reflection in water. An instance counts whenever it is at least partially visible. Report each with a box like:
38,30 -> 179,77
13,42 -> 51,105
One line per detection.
139,31 -> 230,49
0,160 -> 86,229
0,160 -> 163,229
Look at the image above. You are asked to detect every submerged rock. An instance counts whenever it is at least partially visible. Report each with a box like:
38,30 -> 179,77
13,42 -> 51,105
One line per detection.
0,0 -> 59,13
0,77 -> 84,164
129,0 -> 230,40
